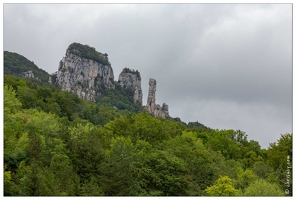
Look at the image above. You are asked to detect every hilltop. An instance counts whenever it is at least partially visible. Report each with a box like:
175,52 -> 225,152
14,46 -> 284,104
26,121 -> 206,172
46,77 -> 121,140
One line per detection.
4,51 -> 50,83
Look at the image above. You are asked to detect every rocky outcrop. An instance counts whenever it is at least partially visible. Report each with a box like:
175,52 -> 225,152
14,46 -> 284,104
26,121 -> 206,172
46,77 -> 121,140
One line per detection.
22,70 -> 41,81
48,76 -> 52,84
56,44 -> 115,101
22,70 -> 35,78
153,103 -> 169,118
146,78 -> 156,113
118,68 -> 143,104
55,43 -> 170,117
146,78 -> 169,118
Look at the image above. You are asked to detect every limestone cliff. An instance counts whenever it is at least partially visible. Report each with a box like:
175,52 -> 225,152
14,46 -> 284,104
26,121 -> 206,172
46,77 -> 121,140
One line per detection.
118,68 -> 143,104
56,43 -> 115,101
22,70 -> 41,81
56,43 -> 169,117
22,70 -> 35,78
146,78 -> 169,118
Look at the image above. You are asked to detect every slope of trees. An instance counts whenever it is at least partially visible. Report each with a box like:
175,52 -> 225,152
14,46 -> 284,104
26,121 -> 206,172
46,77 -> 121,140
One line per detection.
4,51 -> 50,83
4,75 -> 292,196
4,75 -> 132,126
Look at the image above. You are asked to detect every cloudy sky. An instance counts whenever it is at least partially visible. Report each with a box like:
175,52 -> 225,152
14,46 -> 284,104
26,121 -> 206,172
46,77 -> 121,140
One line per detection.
3,3 -> 292,148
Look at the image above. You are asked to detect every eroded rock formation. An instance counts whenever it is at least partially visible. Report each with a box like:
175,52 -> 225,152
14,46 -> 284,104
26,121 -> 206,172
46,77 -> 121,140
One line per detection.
22,70 -> 41,81
118,68 -> 143,104
56,44 -> 115,101
48,76 -> 52,84
146,78 -> 169,118
22,70 -> 35,78
55,43 -> 170,117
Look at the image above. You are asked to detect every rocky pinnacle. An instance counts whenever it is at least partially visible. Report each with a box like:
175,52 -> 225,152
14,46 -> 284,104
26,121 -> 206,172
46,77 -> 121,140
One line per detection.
146,78 -> 169,118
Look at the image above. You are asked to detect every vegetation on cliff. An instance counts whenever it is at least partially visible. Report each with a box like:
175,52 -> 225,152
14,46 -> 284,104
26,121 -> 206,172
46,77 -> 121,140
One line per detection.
121,67 -> 141,79
96,83 -> 144,113
67,43 -> 110,66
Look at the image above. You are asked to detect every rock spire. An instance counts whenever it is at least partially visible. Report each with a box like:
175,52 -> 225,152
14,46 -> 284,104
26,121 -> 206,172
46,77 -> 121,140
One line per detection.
146,78 -> 169,118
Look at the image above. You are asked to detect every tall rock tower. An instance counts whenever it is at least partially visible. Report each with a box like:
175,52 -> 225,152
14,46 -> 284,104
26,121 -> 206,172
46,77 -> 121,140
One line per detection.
146,78 -> 169,118
118,68 -> 143,104
56,43 -> 115,102
146,78 -> 157,113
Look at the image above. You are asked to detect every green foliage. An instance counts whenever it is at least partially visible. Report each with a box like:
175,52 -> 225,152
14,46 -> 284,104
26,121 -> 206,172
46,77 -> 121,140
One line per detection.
207,129 -> 243,160
235,168 -> 258,191
187,120 -> 208,129
49,138 -> 79,195
121,67 -> 141,79
67,123 -> 105,196
79,176 -> 103,196
4,165 -> 12,184
4,51 -> 50,82
3,74 -> 289,196
142,150 -> 188,196
267,133 -> 292,170
100,136 -> 136,196
241,150 -> 263,168
163,132 -> 215,192
205,176 -> 241,196
4,85 -> 22,114
67,43 -> 110,65
104,112 -> 184,146
97,82 -> 144,113
4,86 -> 28,172
4,75 -> 129,126
252,161 -> 272,179
243,179 -> 285,196
266,133 -> 293,196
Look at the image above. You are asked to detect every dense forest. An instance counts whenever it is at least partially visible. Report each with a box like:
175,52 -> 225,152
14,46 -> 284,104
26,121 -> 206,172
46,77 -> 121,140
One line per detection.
3,48 -> 292,196
4,74 -> 292,196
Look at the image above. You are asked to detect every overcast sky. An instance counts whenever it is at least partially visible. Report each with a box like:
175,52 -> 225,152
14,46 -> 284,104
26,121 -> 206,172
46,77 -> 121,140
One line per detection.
3,3 -> 292,148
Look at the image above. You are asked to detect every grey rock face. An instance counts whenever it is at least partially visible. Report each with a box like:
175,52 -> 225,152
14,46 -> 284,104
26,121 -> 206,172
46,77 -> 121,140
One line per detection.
48,76 -> 52,84
56,51 -> 115,101
22,70 -> 41,81
146,78 -> 169,118
146,78 -> 157,114
22,70 -> 35,78
118,70 -> 143,104
161,103 -> 169,117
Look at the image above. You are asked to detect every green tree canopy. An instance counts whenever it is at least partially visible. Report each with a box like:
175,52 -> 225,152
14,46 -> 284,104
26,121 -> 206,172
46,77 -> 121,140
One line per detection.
243,179 -> 285,196
205,176 -> 241,196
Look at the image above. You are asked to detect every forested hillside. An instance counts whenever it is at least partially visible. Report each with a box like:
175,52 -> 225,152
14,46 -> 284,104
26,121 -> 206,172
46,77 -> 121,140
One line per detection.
4,51 -> 50,83
4,74 -> 292,196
